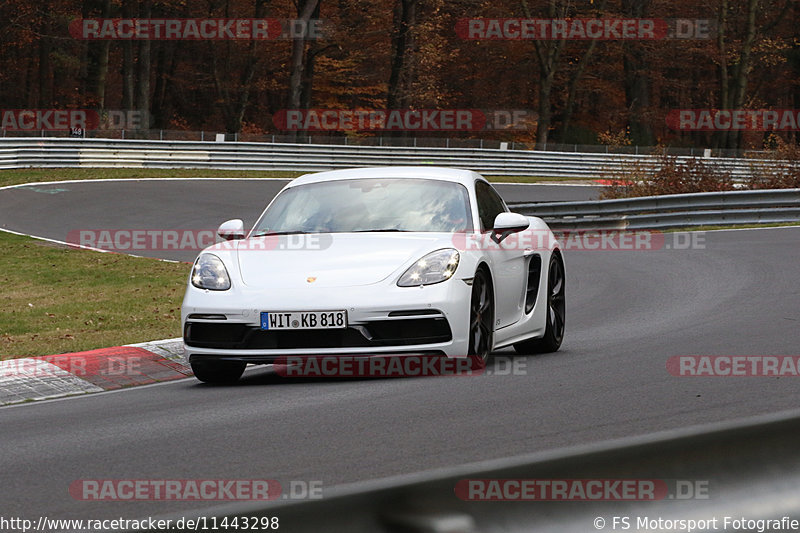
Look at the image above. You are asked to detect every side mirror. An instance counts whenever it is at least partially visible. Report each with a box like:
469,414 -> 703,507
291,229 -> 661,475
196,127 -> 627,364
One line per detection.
492,212 -> 530,243
218,219 -> 245,241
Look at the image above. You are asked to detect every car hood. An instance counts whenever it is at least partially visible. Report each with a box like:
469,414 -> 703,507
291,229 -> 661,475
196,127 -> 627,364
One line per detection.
230,233 -> 453,289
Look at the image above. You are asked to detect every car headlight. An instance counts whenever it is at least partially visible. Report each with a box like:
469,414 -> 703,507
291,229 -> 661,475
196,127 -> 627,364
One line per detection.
191,253 -> 231,291
397,249 -> 460,287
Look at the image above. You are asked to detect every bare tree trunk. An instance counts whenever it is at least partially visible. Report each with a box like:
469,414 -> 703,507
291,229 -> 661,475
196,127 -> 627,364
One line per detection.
288,0 -> 320,109
121,0 -> 135,111
82,0 -> 112,109
622,0 -> 655,146
287,0 -> 320,140
301,2 -> 323,110
522,0 -> 565,150
135,0 -> 152,129
151,42 -> 176,129
556,0 -> 606,146
212,0 -> 269,133
37,28 -> 52,107
725,0 -> 758,150
715,0 -> 759,150
387,0 -> 417,109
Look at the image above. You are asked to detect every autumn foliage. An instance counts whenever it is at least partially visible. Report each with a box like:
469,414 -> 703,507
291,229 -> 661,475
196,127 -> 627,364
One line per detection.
1,0 -> 799,151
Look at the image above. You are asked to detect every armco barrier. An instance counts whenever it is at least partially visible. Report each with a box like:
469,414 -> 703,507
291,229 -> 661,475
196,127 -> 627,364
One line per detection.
0,137 -> 791,178
509,189 -> 800,230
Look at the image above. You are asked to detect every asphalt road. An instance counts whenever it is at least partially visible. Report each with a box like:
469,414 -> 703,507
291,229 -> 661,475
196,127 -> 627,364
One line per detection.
1,180 -> 799,524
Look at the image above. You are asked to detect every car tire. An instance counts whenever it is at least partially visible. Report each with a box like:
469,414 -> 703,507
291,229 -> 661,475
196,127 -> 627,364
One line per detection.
514,252 -> 565,354
191,359 -> 247,384
468,268 -> 494,363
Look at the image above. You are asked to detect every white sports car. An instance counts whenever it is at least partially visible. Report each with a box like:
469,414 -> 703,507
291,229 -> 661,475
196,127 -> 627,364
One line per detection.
181,167 -> 565,383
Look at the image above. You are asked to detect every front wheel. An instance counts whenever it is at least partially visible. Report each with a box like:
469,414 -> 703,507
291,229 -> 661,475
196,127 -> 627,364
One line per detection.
468,268 -> 494,363
514,252 -> 565,354
191,359 -> 246,384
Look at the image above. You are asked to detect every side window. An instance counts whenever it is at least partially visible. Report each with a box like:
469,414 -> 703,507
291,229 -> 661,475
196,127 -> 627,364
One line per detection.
475,181 -> 507,231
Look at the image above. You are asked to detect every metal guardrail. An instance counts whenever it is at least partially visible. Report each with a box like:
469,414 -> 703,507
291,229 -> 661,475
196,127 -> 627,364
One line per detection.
0,137 -> 791,179
509,189 -> 800,230
146,409 -> 800,533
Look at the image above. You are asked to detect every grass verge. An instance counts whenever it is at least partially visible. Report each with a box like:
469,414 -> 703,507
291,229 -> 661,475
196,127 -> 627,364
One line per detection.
0,231 -> 188,358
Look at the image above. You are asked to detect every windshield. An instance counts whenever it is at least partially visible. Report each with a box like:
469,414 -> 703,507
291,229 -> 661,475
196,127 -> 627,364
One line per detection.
252,178 -> 472,235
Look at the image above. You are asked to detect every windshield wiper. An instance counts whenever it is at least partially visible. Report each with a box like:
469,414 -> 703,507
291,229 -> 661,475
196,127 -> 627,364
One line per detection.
351,228 -> 410,233
251,230 -> 315,237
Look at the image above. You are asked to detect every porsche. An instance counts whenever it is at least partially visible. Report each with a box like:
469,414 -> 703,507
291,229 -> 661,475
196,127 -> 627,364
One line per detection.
181,167 -> 565,383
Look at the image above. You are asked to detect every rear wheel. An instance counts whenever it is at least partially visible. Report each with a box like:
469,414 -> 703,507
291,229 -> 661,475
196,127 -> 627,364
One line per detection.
191,359 -> 246,384
468,268 -> 494,363
514,252 -> 565,354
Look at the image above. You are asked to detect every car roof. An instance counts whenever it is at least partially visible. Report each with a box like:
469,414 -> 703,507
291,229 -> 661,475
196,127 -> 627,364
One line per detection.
289,166 -> 485,188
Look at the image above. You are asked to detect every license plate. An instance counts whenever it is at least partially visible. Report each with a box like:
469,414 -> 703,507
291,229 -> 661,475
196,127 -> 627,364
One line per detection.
260,311 -> 348,330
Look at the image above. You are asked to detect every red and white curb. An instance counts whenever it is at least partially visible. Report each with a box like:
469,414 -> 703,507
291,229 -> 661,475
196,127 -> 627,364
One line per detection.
0,338 -> 190,406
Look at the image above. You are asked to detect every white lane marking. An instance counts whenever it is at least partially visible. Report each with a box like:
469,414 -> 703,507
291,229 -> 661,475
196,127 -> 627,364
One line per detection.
0,177 -> 294,192
0,227 -> 186,263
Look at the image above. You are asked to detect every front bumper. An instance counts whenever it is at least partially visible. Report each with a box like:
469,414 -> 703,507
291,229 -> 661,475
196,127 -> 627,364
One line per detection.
182,278 -> 473,362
